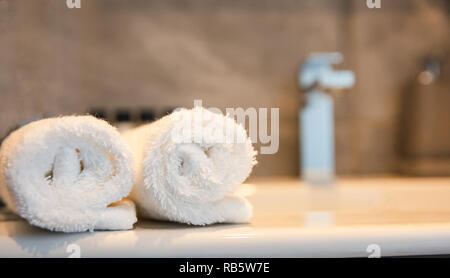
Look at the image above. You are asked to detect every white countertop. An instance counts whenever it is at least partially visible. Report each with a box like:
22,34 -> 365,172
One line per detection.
1,177 -> 450,258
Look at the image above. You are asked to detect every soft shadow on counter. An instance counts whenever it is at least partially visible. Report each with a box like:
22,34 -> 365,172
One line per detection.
1,220 -> 90,257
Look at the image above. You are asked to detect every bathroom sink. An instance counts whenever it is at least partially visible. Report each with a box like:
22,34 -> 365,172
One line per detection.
0,177 -> 450,257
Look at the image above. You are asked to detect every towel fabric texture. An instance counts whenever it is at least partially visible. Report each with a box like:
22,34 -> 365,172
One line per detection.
122,107 -> 257,225
0,116 -> 137,232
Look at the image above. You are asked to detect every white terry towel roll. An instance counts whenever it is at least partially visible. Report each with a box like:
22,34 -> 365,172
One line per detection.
0,116 -> 137,232
122,107 -> 257,225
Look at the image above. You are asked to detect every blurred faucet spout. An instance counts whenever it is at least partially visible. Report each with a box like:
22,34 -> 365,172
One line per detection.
298,52 -> 355,185
299,52 -> 355,92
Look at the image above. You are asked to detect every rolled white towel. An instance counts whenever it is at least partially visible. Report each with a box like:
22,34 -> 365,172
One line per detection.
0,116 -> 137,232
122,107 -> 257,225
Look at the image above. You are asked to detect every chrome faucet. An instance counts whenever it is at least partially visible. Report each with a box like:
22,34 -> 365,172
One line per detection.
299,52 -> 355,92
298,52 -> 355,185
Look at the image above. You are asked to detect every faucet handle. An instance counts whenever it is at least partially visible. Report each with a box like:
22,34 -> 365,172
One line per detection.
299,52 -> 355,91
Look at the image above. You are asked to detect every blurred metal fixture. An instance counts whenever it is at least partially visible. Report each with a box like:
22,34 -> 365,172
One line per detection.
298,52 -> 355,185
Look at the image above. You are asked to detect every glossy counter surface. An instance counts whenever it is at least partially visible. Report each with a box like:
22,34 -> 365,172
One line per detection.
1,177 -> 450,257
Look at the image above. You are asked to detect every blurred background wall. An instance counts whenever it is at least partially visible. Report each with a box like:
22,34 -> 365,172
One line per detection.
0,0 -> 449,177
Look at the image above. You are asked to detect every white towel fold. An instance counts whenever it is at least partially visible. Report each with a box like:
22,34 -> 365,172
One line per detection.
122,107 -> 257,225
0,116 -> 137,232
